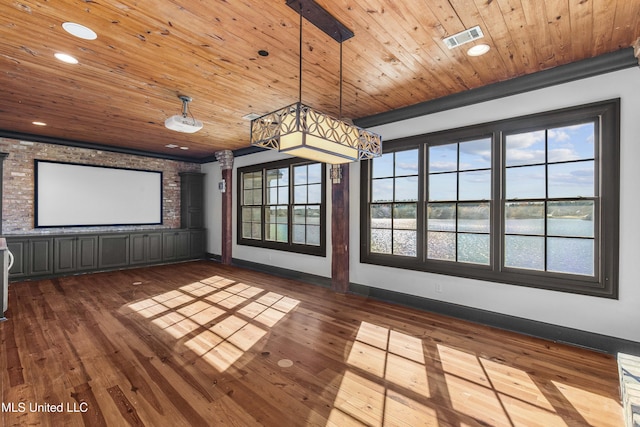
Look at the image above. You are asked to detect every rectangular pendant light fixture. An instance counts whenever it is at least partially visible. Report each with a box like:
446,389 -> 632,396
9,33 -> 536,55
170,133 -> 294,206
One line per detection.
250,0 -> 382,164
251,102 -> 381,164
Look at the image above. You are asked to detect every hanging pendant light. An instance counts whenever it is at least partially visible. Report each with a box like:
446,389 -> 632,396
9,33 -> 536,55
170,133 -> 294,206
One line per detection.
250,0 -> 382,164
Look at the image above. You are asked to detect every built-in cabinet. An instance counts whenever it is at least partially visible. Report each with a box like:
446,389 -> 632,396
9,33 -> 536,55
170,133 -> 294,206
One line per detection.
180,172 -> 204,229
189,229 -> 205,258
98,234 -> 130,269
163,230 -> 191,261
7,237 -> 54,278
130,232 -> 163,265
77,236 -> 99,271
54,235 -> 98,274
5,238 -> 27,278
5,229 -> 205,281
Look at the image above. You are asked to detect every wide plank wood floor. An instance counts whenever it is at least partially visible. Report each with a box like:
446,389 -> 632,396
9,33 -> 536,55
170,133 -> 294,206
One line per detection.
0,261 -> 623,426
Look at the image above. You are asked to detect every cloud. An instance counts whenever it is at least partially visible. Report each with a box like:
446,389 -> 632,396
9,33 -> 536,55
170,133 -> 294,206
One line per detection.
548,129 -> 571,142
506,149 -> 545,164
549,167 -> 594,188
396,161 -> 419,174
506,131 -> 545,149
429,161 -> 457,172
548,148 -> 580,162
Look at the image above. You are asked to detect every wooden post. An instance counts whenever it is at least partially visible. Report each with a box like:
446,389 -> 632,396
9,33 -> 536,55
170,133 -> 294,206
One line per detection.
215,150 -> 234,265
331,164 -> 349,293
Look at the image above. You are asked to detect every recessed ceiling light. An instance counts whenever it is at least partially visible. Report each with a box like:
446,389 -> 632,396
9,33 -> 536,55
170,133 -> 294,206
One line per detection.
467,44 -> 491,57
32,121 -> 47,126
54,52 -> 79,64
179,146 -> 189,150
258,50 -> 269,57
165,144 -> 178,148
62,22 -> 97,40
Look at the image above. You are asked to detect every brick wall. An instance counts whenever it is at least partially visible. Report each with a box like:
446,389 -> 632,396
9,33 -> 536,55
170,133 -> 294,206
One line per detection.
0,137 -> 201,234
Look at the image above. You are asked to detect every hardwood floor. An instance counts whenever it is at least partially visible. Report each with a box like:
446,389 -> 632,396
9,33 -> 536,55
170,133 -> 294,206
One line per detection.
0,261 -> 623,426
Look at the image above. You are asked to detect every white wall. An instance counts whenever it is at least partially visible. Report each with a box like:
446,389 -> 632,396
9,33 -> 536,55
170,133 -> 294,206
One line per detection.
202,161 -> 222,256
351,67 -> 640,343
204,66 -> 640,343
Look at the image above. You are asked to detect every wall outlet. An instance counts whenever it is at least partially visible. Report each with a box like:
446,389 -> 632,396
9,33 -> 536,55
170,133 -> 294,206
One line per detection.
435,283 -> 443,293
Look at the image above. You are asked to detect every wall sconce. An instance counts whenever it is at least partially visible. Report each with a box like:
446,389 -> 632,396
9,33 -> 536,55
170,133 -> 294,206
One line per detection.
330,164 -> 343,184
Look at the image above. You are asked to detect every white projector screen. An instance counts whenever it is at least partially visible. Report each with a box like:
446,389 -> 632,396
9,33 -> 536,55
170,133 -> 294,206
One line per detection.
35,160 -> 163,227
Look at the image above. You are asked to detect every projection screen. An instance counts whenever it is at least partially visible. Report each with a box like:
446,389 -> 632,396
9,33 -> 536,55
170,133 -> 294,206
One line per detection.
35,160 -> 163,227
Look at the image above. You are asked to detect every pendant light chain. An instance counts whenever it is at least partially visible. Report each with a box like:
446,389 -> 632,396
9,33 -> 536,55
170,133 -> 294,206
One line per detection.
298,4 -> 303,104
339,40 -> 343,119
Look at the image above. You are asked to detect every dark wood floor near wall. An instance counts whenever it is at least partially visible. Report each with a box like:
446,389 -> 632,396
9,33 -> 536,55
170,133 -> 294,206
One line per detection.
0,261 -> 623,426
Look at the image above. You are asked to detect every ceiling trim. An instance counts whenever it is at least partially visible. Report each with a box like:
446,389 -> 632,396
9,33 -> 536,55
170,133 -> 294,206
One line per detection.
199,145 -> 268,163
0,130 -> 198,164
355,47 -> 638,129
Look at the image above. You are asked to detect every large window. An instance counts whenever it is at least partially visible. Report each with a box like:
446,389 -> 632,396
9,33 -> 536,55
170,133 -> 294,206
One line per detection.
427,138 -> 492,265
361,100 -> 619,297
503,123 -> 597,276
370,149 -> 420,256
238,158 -> 326,256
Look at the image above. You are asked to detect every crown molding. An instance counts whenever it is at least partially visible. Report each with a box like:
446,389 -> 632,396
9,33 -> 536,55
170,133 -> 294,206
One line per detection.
355,47 -> 637,128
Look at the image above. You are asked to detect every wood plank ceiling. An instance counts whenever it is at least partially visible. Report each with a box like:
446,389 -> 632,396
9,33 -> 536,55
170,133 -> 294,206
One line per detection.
0,0 -> 638,161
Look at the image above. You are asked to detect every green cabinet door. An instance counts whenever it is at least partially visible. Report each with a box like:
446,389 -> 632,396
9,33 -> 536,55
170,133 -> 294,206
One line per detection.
98,235 -> 130,269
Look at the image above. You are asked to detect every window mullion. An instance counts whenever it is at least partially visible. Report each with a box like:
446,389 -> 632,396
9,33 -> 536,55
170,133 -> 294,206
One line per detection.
262,169 -> 266,243
493,130 -> 503,274
544,129 -> 549,272
391,154 -> 396,255
417,144 -> 426,262
288,165 -> 293,246
455,143 -> 460,263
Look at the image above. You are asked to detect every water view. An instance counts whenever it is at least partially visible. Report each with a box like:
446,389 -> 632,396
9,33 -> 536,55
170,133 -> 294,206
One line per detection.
371,215 -> 595,276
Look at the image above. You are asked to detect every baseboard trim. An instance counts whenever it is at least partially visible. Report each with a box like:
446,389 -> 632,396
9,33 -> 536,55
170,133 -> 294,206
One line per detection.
218,258 -> 639,355
231,258 -> 332,288
350,283 -> 640,356
206,253 -> 222,262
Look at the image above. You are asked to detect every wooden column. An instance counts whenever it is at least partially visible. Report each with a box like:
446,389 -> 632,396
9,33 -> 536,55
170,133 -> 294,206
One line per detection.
215,150 -> 234,265
331,164 -> 349,293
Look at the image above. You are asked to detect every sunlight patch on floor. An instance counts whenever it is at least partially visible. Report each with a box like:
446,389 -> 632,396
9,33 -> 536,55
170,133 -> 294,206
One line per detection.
330,322 -> 434,426
331,371 -> 385,426
552,380 -> 622,426
151,311 -> 199,339
326,320 -> 619,426
438,343 -> 619,427
384,389 -> 438,427
125,276 -> 299,372
480,358 -> 554,411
